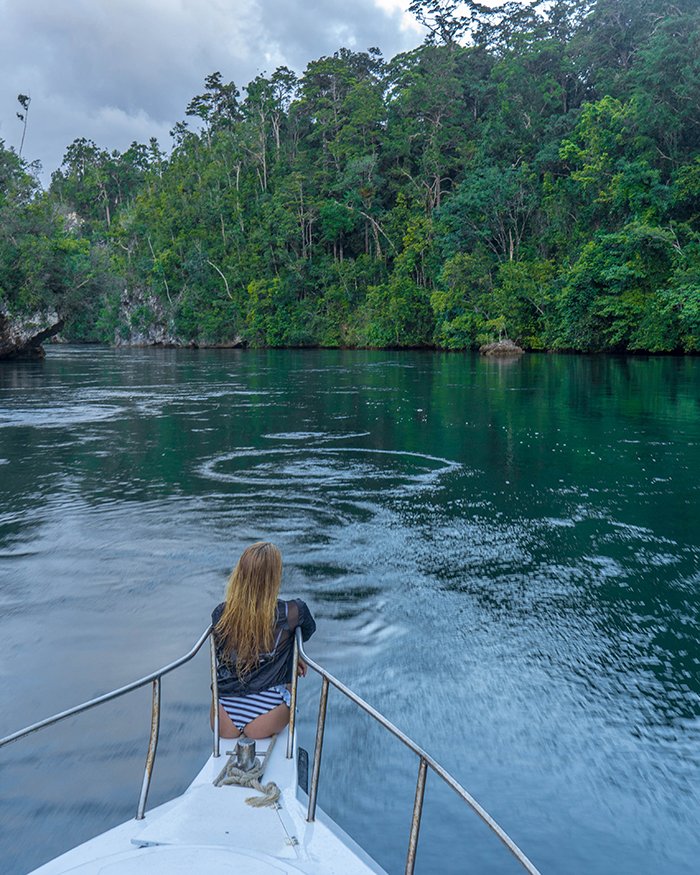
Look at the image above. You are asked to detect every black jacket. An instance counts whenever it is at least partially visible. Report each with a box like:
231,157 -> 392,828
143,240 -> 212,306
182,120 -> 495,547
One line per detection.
212,598 -> 316,696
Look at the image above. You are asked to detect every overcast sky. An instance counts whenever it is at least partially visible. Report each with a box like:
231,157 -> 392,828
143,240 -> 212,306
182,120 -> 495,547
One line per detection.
0,0 -> 426,183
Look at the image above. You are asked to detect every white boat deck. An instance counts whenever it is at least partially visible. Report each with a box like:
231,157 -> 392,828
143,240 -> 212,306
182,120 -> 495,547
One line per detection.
29,731 -> 387,875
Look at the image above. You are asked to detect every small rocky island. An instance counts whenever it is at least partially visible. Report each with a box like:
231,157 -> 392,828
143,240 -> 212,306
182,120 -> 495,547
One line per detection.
479,339 -> 525,357
0,308 -> 63,360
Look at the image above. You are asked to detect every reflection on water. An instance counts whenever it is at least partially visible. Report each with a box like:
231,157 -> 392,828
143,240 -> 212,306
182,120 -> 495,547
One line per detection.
0,348 -> 698,875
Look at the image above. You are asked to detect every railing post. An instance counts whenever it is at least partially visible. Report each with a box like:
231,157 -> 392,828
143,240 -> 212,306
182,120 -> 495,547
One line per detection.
307,675 -> 329,822
286,631 -> 300,759
135,677 -> 161,820
405,757 -> 428,875
210,635 -> 220,758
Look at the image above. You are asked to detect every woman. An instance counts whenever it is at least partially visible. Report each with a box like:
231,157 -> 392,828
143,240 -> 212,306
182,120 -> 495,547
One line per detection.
211,541 -> 316,739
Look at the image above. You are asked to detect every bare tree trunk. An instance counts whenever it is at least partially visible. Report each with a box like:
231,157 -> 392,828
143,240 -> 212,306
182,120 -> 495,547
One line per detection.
101,187 -> 111,228
147,236 -> 172,305
17,94 -> 31,157
207,260 -> 233,299
260,126 -> 268,191
371,220 -> 382,259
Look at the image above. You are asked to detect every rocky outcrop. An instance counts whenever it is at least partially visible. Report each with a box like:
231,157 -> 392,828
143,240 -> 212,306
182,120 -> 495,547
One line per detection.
479,338 -> 524,357
114,288 -> 181,347
114,287 -> 243,348
0,307 -> 64,359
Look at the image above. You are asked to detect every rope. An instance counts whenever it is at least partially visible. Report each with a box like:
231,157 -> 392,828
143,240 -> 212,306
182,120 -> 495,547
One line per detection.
213,734 -> 281,808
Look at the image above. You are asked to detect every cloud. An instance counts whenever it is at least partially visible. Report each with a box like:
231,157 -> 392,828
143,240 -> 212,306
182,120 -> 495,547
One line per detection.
0,0 -> 424,182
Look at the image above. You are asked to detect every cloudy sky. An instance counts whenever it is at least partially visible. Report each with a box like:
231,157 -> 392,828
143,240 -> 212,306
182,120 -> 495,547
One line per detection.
0,0 -> 425,182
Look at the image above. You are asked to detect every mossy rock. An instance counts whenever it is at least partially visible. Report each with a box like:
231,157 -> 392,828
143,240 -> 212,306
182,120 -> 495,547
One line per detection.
479,339 -> 524,356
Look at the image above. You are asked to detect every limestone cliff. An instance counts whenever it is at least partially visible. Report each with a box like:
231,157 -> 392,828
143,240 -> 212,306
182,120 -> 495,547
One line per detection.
114,288 -> 242,348
113,288 -> 181,347
0,308 -> 64,359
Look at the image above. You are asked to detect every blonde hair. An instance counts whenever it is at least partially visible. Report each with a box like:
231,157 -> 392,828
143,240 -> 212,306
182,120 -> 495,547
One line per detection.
215,541 -> 282,678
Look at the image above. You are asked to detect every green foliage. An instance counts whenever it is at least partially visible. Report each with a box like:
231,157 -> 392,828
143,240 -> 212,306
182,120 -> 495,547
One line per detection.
437,165 -> 536,262
244,277 -> 320,347
363,277 -> 434,347
493,259 -> 558,348
0,139 -> 112,331
431,251 -> 492,348
245,278 -> 287,346
431,253 -> 557,348
4,1 -> 700,353
658,245 -> 700,352
554,224 -> 680,350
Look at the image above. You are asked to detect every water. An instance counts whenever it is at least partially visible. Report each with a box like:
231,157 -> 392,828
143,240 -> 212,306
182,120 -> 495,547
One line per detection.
0,347 -> 698,874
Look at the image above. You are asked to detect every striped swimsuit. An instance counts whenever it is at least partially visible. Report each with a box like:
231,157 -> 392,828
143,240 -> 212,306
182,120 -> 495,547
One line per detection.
219,685 -> 291,731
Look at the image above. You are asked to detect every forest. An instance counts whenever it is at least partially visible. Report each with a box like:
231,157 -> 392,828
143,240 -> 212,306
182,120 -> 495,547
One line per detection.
1,0 -> 699,353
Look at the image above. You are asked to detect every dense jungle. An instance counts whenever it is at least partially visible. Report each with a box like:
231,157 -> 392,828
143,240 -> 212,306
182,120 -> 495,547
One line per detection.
1,0 -> 699,353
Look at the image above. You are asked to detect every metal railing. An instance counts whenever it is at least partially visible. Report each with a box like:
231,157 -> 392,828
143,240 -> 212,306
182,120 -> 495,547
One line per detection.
0,624 -> 218,819
1,624 -> 541,875
287,628 -> 542,875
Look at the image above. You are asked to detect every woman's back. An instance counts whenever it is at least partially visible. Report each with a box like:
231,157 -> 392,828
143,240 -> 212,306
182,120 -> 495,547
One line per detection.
212,597 -> 316,696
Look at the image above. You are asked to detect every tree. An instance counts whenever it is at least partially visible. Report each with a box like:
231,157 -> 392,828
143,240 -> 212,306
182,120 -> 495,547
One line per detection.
16,94 -> 31,157
554,223 -> 679,350
408,0 -> 471,46
386,45 -> 466,211
438,164 -> 537,262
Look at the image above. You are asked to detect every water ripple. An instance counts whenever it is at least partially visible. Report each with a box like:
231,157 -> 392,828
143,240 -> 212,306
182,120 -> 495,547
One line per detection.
197,446 -> 461,489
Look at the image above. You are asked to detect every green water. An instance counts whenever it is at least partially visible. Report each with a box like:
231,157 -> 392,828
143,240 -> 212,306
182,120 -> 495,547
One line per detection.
0,348 -> 698,874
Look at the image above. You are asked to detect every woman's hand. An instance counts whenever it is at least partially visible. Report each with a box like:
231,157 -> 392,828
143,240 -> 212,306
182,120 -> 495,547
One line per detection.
297,659 -> 307,678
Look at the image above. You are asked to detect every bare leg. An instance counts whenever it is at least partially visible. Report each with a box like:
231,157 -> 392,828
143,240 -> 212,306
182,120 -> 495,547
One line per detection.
243,704 -> 290,739
210,701 -> 241,739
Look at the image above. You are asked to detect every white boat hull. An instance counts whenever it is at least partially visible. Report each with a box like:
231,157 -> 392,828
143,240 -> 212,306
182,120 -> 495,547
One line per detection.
29,730 -> 386,875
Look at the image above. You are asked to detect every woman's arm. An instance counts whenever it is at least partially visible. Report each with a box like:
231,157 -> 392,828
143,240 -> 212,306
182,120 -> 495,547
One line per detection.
295,599 -> 316,642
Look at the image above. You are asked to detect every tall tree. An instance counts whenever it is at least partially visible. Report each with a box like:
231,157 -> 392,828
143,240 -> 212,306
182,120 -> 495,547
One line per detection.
16,94 -> 31,157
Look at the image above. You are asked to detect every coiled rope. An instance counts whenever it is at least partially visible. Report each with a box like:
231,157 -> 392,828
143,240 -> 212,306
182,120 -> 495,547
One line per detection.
213,735 -> 281,808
